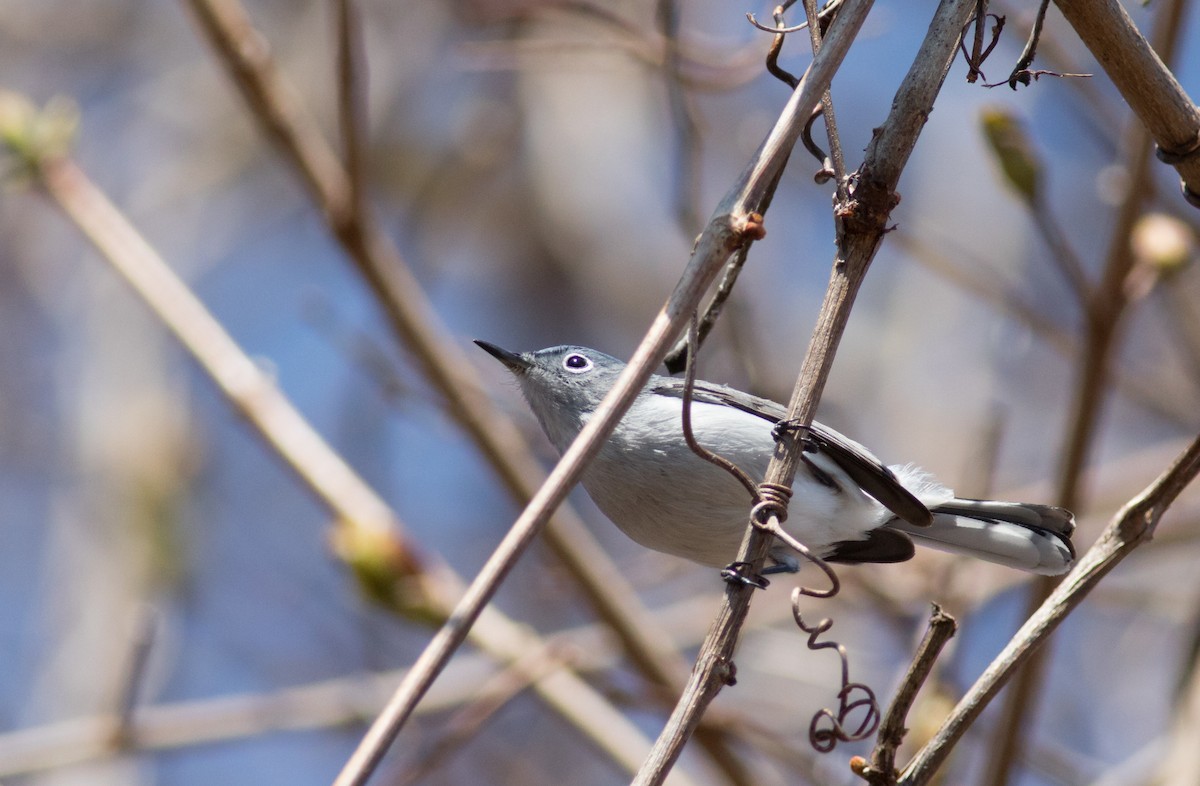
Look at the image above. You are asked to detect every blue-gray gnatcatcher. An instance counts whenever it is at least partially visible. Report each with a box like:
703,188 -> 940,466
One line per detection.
476,341 -> 1075,576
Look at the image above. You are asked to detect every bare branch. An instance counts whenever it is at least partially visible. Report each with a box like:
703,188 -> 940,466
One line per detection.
22,150 -> 681,782
633,0 -> 978,780
980,5 -> 1194,780
859,605 -> 957,786
1053,0 -> 1200,208
179,1 -> 751,779
333,0 -> 367,215
899,433 -> 1200,786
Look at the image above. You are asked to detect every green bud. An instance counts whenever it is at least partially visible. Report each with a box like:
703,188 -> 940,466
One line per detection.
980,107 -> 1042,203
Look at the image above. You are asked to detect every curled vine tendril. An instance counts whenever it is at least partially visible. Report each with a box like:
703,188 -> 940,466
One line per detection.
792,588 -> 881,752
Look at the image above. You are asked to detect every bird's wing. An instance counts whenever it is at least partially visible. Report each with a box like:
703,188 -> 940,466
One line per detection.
649,377 -> 932,528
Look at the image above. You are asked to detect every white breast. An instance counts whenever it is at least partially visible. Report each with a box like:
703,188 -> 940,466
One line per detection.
577,394 -> 886,567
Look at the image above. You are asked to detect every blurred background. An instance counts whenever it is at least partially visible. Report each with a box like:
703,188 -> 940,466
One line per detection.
2,0 -> 1200,784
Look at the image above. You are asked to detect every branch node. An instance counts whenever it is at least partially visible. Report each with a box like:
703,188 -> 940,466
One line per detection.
738,211 -> 767,241
1156,130 -> 1200,166
717,656 -> 738,687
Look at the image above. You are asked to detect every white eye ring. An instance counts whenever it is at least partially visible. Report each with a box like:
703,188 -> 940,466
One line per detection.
562,353 -> 593,374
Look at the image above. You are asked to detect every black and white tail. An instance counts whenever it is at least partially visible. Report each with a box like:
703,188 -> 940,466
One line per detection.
885,499 -> 1076,576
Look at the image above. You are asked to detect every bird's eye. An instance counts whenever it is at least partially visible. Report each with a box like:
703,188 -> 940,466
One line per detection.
563,353 -> 593,373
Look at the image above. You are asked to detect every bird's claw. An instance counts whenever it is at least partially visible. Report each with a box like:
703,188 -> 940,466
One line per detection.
771,419 -> 817,451
721,561 -> 770,589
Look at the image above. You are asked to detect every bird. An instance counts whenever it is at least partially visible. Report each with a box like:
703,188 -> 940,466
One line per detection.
476,340 -> 1076,577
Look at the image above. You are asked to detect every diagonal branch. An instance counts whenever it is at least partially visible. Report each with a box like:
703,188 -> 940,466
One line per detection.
633,0 -> 978,781
899,432 -> 1200,786
25,151 -> 692,784
861,605 -> 957,785
1052,0 -> 1200,207
979,4 -> 1193,782
333,0 -> 877,780
180,1 -> 751,781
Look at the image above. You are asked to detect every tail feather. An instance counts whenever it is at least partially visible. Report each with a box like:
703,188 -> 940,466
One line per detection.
885,498 -> 1076,576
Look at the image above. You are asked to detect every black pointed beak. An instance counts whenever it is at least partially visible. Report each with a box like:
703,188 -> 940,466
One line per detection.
474,340 -> 531,374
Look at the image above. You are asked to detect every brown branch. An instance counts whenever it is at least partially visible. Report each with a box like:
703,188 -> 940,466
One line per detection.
860,605 -> 957,786
333,0 -> 366,216
632,0 -> 978,781
179,2 -> 755,782
324,0 -> 870,777
21,150 -> 680,781
899,432 -> 1200,785
979,4 -> 1191,782
1052,0 -> 1200,208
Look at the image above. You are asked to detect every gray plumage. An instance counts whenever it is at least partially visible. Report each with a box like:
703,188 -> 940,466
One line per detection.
476,341 -> 1076,576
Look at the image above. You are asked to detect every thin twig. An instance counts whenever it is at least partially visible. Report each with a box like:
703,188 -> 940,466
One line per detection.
334,0 -> 366,216
1028,194 -> 1092,306
899,432 -> 1200,785
802,0 -> 849,195
106,607 -> 159,749
662,244 -> 753,373
657,0 -> 703,237
633,0 -> 978,781
860,605 -> 957,786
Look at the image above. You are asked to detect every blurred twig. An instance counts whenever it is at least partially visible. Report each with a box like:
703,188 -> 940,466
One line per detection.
899,432 -> 1200,785
1157,622 -> 1200,786
893,229 -> 1200,427
464,1 -> 769,92
334,0 -> 366,216
180,1 -> 756,782
979,107 -> 1091,302
38,155 -> 409,571
1052,0 -> 1200,208
634,0 -> 977,781
0,588 -> 788,779
980,4 -> 1191,782
21,149 -> 681,782
657,0 -> 703,237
